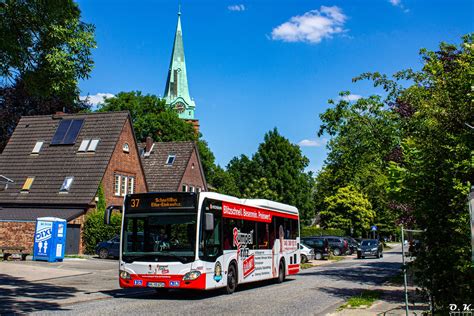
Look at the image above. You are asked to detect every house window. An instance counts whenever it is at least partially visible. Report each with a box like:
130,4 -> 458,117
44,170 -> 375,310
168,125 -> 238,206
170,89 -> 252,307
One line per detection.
87,139 -> 99,152
123,143 -> 130,153
21,177 -> 35,192
115,174 -> 135,196
121,176 -> 127,196
197,187 -> 201,193
189,186 -> 195,193
32,141 -> 43,154
166,155 -> 176,165
60,176 -> 74,193
182,185 -> 187,192
78,139 -> 90,152
114,175 -> 121,196
127,177 -> 135,194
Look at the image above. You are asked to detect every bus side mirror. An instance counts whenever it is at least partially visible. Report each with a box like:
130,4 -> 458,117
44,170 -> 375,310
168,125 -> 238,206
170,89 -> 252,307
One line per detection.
205,213 -> 214,231
104,205 -> 122,225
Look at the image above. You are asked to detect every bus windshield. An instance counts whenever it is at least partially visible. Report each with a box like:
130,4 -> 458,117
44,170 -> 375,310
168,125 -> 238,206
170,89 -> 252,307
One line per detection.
122,210 -> 197,263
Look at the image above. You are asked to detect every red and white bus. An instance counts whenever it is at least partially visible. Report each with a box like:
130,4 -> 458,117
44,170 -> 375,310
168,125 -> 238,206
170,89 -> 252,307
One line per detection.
116,191 -> 300,294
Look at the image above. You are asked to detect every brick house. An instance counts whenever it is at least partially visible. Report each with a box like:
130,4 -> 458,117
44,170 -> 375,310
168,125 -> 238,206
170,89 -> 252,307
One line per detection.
0,111 -> 147,254
141,138 -> 207,192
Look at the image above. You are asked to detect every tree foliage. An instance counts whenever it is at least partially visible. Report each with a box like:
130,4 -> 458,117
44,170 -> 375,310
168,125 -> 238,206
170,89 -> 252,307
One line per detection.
317,34 -> 473,310
227,128 -> 315,224
320,186 -> 375,237
0,0 -> 95,152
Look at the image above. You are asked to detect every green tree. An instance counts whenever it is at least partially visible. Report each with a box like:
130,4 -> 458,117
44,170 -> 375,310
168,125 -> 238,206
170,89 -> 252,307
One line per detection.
383,35 -> 473,311
227,154 -> 260,195
0,0 -> 96,152
243,177 -> 280,201
320,186 -> 375,237
98,91 -> 196,142
210,166 -> 239,196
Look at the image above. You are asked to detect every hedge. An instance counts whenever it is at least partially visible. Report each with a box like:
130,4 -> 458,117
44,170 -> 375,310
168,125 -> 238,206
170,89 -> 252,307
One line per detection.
301,226 -> 345,237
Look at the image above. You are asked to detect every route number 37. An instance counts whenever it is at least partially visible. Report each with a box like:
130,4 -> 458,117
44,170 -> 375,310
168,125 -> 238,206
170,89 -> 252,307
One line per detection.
130,199 -> 140,208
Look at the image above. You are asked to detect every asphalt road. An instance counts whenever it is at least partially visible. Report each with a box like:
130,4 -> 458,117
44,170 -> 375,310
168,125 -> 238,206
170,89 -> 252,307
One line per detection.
31,245 -> 402,316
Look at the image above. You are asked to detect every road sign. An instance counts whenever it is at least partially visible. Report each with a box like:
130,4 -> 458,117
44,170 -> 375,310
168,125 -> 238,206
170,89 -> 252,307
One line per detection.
371,225 -> 377,231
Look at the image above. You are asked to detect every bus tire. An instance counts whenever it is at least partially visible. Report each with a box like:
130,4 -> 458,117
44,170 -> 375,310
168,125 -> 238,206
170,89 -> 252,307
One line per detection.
225,264 -> 237,294
277,260 -> 285,283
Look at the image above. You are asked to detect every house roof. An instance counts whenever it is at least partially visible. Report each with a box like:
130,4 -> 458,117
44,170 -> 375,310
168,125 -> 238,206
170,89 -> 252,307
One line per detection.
0,111 -> 130,206
0,207 -> 85,222
141,141 -> 201,192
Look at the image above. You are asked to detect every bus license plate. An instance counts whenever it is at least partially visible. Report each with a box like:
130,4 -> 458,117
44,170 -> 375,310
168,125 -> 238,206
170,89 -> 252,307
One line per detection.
148,282 -> 165,288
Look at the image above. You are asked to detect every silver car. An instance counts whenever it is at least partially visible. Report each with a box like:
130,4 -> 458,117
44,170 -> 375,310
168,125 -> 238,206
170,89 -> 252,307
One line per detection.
300,243 -> 315,263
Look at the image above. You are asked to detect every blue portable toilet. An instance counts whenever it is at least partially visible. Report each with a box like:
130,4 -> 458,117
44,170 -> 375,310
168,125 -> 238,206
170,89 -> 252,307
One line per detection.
33,217 -> 67,262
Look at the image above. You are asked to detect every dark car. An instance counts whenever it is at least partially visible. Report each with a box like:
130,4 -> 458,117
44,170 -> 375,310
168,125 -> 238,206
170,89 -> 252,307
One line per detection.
320,236 -> 349,256
357,239 -> 383,259
301,237 -> 330,260
95,235 -> 120,259
344,237 -> 359,255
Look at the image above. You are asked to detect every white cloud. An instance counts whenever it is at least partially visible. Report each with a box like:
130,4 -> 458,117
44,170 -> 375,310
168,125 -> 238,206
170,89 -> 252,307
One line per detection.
341,94 -> 362,102
271,6 -> 347,44
298,138 -> 328,147
228,4 -> 245,12
80,93 -> 114,106
388,0 -> 409,12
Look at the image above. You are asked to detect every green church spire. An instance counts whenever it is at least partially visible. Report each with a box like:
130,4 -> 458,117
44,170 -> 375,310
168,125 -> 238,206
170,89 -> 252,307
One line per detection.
163,9 -> 196,120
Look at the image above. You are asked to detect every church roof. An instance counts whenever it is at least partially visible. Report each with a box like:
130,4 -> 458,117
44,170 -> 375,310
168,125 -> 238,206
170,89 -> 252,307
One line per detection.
163,10 -> 196,119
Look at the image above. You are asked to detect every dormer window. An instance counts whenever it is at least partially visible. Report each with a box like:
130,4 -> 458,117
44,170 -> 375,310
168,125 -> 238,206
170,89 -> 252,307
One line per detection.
123,143 -> 130,153
32,141 -> 43,154
166,155 -> 176,165
60,176 -> 74,193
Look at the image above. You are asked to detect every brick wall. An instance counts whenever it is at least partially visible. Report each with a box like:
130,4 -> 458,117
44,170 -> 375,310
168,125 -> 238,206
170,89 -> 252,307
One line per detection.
102,118 -> 147,206
179,148 -> 207,192
0,221 -> 36,252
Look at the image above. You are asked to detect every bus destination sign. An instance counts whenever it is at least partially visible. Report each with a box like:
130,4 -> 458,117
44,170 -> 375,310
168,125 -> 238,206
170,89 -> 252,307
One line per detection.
126,193 -> 196,211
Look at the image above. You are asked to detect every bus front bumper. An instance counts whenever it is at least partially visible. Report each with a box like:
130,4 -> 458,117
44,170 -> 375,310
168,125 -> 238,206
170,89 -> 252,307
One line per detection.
120,273 -> 206,290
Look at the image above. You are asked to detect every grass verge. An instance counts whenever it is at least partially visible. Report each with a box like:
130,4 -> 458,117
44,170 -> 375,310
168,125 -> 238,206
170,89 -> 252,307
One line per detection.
329,254 -> 345,262
65,255 -> 86,259
300,263 -> 313,269
338,290 -> 381,310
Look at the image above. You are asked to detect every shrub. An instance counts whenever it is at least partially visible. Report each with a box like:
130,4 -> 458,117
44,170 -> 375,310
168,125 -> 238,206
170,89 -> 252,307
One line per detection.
301,226 -> 345,237
82,184 -> 121,254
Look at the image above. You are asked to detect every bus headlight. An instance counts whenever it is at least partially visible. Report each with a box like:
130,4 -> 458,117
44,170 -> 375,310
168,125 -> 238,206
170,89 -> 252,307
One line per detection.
183,270 -> 201,281
120,270 -> 131,280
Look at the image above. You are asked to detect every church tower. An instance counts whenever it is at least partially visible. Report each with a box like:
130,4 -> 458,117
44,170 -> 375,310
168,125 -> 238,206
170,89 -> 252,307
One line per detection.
163,9 -> 196,122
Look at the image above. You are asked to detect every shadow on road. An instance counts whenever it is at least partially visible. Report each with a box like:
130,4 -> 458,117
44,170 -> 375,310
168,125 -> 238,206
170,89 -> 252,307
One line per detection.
0,274 -> 78,314
302,261 -> 401,286
99,278 -> 296,301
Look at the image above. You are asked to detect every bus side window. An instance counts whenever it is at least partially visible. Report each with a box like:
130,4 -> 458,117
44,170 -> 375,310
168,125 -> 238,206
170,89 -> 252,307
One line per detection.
257,222 -> 270,249
223,218 -> 242,250
290,219 -> 298,239
241,220 -> 257,249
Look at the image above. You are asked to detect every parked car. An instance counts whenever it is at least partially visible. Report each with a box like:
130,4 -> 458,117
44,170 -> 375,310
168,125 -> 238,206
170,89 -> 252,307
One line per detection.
300,243 -> 315,263
357,239 -> 383,259
320,236 -> 349,256
95,235 -> 120,259
301,237 -> 330,260
344,237 -> 359,255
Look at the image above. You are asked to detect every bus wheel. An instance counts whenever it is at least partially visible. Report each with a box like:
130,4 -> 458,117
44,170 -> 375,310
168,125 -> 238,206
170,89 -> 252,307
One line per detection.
225,264 -> 237,294
277,260 -> 285,283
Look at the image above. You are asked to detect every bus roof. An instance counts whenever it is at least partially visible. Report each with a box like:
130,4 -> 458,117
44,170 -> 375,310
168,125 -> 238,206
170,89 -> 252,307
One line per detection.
199,192 -> 299,216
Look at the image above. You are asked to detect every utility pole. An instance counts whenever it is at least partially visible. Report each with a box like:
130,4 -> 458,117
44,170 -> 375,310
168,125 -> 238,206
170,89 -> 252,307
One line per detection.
401,225 -> 409,316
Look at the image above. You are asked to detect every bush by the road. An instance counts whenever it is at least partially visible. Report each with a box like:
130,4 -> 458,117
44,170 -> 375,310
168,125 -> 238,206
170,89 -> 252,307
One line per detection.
301,226 -> 345,237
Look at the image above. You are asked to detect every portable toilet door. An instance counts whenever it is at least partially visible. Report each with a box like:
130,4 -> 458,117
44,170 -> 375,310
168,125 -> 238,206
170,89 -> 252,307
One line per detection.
33,217 -> 67,262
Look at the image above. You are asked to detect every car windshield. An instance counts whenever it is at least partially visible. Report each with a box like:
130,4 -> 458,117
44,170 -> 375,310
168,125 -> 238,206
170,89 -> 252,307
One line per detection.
361,240 -> 377,247
123,211 -> 197,263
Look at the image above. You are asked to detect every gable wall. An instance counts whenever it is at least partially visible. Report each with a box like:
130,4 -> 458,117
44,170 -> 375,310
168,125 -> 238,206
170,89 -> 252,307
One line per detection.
179,149 -> 206,192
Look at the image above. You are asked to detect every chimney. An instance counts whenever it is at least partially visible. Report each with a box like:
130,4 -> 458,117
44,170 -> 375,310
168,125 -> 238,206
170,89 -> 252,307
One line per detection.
145,137 -> 153,153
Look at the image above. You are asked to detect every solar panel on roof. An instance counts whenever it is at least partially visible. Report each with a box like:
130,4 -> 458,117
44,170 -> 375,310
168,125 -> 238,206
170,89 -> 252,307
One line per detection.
51,120 -> 72,144
63,119 -> 84,144
50,119 -> 84,145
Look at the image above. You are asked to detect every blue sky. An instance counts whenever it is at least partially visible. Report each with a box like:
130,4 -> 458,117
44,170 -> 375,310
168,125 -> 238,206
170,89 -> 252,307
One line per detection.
77,0 -> 473,173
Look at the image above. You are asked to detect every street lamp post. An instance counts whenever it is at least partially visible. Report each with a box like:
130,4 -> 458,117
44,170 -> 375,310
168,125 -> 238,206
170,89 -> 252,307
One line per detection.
401,225 -> 409,316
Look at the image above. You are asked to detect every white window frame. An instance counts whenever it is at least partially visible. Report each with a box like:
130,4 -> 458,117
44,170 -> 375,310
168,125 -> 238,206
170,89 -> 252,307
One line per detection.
166,154 -> 176,165
127,177 -> 135,194
182,184 -> 187,192
87,139 -> 100,152
78,139 -> 90,152
121,175 -> 127,196
60,176 -> 74,193
32,141 -> 44,154
114,174 -> 121,196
